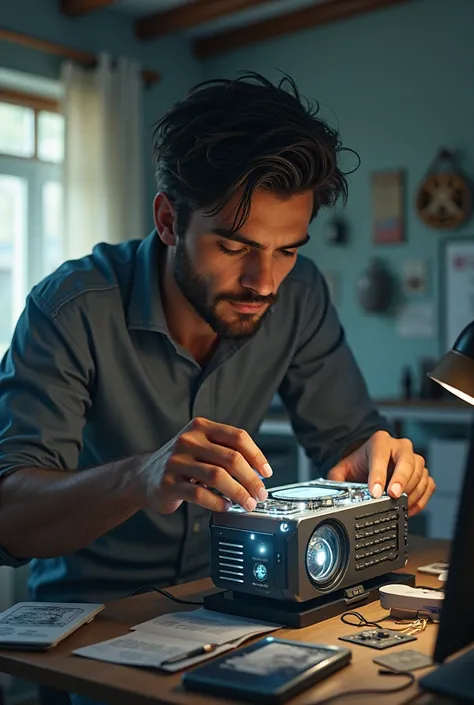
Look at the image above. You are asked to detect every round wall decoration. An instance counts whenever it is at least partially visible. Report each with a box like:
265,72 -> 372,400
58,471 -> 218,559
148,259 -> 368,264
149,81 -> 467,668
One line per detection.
416,149 -> 471,230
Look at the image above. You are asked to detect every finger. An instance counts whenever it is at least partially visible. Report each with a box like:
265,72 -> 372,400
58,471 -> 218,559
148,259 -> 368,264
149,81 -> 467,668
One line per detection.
403,454 -> 426,499
387,439 -> 416,498
169,455 -> 261,511
192,418 -> 273,478
327,461 -> 365,483
157,498 -> 184,515
327,464 -> 349,482
178,426 -> 269,503
165,479 -> 234,513
409,477 -> 436,517
406,466 -> 430,509
366,431 -> 392,498
329,461 -> 370,484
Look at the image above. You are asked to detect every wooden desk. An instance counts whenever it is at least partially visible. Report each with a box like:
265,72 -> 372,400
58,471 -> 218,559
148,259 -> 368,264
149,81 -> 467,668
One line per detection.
0,537 -> 453,705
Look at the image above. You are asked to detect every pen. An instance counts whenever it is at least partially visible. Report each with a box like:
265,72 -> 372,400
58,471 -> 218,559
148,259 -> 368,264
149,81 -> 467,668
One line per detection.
160,643 -> 219,666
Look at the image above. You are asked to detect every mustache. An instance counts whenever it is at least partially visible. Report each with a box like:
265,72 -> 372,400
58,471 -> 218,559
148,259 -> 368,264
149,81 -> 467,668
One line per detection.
217,292 -> 278,305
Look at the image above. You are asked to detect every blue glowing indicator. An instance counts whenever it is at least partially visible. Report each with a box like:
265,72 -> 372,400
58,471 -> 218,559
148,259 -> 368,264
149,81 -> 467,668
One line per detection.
259,544 -> 266,554
250,534 -> 255,540
253,563 -> 268,581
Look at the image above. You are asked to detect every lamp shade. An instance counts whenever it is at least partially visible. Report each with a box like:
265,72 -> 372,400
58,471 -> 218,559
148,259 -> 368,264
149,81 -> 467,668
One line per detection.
428,321 -> 474,406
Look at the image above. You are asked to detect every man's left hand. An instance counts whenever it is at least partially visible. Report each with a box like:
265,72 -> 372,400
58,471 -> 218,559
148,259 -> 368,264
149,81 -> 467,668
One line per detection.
327,430 -> 436,517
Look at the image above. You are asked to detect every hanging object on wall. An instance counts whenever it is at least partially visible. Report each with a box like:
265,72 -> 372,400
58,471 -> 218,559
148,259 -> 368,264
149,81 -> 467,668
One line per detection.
402,259 -> 429,295
323,216 -> 348,246
372,170 -> 405,244
356,258 -> 395,314
416,148 -> 471,230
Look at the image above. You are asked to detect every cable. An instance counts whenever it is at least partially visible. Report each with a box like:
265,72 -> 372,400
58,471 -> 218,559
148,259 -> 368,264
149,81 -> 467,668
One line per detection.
128,585 -> 203,605
340,608 -> 429,635
312,669 -> 416,704
340,610 -> 387,629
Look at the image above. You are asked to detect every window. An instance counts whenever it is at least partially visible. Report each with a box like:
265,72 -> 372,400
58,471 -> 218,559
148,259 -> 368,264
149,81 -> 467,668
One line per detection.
0,78 -> 64,355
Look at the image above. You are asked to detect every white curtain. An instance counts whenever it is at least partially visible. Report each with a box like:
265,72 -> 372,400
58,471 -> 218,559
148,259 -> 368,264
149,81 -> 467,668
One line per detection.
61,53 -> 144,261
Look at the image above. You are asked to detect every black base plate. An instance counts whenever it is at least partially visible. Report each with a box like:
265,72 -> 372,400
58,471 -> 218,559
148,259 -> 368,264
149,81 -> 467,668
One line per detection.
203,572 -> 416,628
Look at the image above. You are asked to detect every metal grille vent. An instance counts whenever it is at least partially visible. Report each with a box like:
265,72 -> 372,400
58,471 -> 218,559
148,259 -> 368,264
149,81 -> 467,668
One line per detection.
217,539 -> 245,583
353,508 -> 400,571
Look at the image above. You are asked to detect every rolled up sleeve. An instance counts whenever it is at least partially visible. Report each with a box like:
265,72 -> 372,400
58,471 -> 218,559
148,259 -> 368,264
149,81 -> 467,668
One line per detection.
278,264 -> 392,475
0,292 -> 93,480
0,293 -> 93,566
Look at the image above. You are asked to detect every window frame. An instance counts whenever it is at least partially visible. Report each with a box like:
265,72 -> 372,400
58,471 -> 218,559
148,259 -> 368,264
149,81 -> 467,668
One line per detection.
0,88 -> 60,163
0,88 -> 63,355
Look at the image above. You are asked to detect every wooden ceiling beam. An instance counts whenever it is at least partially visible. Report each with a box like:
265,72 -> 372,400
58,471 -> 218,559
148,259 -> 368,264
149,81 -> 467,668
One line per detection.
136,0 -> 275,40
0,28 -> 160,87
60,0 -> 117,17
194,0 -> 412,58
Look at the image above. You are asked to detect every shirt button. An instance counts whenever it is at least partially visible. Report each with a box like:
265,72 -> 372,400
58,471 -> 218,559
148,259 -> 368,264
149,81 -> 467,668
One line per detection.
193,522 -> 201,533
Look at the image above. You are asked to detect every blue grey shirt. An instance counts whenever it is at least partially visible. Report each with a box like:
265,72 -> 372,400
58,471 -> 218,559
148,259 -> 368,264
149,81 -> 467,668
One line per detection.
0,231 -> 389,603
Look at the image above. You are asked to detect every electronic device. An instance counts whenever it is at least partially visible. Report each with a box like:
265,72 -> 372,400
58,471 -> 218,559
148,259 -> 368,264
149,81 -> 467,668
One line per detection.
208,479 -> 408,601
182,635 -> 352,704
204,479 -> 412,627
419,422 -> 474,703
379,584 -> 444,621
339,627 -> 417,650
373,649 -> 433,672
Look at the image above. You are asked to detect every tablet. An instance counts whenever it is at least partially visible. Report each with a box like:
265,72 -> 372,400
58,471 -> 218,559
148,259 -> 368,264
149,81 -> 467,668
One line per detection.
182,636 -> 352,704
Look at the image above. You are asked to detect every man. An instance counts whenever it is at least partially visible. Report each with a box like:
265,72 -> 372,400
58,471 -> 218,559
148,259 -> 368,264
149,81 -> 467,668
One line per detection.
0,72 -> 434,607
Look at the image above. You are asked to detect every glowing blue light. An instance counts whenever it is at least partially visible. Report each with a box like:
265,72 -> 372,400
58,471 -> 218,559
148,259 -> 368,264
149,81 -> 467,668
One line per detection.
280,522 -> 289,532
250,533 -> 255,540
253,563 -> 268,581
259,545 -> 266,554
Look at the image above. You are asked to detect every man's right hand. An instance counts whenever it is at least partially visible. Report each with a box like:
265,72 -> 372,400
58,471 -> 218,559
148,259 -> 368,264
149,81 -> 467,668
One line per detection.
139,417 -> 273,515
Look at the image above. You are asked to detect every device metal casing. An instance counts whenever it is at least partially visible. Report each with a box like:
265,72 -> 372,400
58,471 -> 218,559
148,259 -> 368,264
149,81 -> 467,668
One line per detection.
210,480 -> 408,603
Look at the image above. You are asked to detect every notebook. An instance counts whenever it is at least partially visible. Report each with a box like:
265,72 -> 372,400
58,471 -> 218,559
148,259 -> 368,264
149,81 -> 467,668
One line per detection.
0,601 -> 104,650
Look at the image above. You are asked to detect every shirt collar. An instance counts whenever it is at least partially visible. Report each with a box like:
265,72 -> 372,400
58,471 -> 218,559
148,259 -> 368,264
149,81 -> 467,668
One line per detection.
127,230 -> 169,333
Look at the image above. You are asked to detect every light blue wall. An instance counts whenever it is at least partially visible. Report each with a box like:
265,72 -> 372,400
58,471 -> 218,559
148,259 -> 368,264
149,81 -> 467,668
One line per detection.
3,0 -> 474,399
201,0 -> 474,398
0,0 -> 202,231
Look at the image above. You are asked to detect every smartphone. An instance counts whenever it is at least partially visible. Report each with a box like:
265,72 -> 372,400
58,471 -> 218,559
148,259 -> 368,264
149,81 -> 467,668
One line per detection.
182,636 -> 352,704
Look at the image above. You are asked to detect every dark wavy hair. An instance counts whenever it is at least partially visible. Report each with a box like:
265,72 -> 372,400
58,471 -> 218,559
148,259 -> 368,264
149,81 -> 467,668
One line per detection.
152,72 -> 356,234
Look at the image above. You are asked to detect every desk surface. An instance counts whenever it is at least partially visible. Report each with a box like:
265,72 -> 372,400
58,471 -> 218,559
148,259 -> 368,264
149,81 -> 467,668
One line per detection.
0,537 -> 453,705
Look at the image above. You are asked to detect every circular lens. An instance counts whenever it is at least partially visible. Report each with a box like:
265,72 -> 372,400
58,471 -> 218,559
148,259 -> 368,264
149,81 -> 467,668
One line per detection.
272,487 -> 343,501
306,523 -> 346,587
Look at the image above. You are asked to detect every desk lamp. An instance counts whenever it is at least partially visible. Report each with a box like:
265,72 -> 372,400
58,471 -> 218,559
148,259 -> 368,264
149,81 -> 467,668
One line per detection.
427,320 -> 474,404
418,321 -> 474,702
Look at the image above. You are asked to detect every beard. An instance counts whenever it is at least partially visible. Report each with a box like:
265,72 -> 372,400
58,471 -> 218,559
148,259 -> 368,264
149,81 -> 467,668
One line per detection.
173,239 -> 277,338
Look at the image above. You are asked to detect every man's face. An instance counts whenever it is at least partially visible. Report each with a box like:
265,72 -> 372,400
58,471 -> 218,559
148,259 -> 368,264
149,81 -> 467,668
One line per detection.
171,189 -> 313,338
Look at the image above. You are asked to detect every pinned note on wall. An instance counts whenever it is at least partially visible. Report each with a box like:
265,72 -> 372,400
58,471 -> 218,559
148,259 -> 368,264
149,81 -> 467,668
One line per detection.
396,302 -> 435,339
